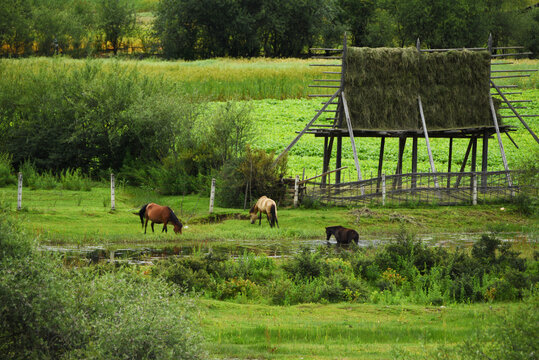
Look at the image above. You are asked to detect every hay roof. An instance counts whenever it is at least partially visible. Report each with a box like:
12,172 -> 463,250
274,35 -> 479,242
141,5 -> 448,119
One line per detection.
343,47 -> 498,130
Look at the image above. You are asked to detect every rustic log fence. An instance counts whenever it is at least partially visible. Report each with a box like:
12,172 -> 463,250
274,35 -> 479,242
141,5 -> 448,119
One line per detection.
298,170 -> 531,206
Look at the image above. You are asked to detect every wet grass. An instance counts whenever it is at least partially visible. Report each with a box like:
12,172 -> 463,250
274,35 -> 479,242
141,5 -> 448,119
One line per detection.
0,186 -> 536,252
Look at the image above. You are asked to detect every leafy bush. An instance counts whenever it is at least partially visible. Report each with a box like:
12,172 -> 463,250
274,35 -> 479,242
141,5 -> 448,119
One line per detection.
217,145 -> 288,208
59,168 -> 92,191
0,154 -> 16,187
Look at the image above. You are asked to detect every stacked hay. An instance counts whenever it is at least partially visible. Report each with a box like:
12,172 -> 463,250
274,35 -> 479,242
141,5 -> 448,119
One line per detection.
343,47 -> 497,130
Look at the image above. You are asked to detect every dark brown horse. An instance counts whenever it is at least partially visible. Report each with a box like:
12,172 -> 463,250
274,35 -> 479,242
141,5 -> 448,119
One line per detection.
326,226 -> 359,245
249,196 -> 279,228
134,203 -> 183,234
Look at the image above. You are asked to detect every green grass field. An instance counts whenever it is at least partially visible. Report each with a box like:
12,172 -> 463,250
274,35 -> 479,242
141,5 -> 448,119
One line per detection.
199,300 -> 517,359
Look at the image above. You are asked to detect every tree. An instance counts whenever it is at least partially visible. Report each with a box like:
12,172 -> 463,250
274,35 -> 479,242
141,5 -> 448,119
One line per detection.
0,0 -> 33,55
96,0 -> 136,55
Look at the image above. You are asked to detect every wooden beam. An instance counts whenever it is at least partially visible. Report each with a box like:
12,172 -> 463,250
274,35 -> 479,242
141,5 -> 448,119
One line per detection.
411,137 -> 418,190
481,130 -> 489,191
300,167 -> 347,185
455,138 -> 473,188
342,92 -> 363,187
418,96 -> 439,188
447,138 -> 453,188
376,137 -> 385,193
274,89 -> 341,165
489,95 -> 512,187
336,136 -> 342,184
491,80 -> 539,144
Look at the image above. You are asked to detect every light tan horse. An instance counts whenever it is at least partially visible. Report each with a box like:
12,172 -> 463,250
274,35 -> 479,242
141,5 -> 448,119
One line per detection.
249,196 -> 279,228
134,203 -> 183,234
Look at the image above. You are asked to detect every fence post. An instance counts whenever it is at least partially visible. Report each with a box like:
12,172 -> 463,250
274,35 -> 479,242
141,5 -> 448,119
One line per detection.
17,172 -> 22,211
472,173 -> 477,206
110,173 -> 115,211
294,175 -> 299,208
209,178 -> 216,213
381,173 -> 386,206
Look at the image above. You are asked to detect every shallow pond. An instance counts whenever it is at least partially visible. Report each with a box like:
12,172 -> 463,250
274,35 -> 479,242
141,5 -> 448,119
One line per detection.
39,231 -> 534,265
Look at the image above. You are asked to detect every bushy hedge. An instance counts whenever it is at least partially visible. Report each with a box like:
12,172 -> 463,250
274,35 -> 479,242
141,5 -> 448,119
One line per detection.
152,229 -> 538,306
0,201 -> 205,360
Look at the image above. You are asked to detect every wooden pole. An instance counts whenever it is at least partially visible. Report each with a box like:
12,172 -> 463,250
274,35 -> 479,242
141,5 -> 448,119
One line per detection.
455,137 -> 473,188
418,96 -> 439,188
209,178 -> 216,213
274,89 -> 341,165
491,80 -> 539,144
17,172 -> 22,211
335,136 -> 342,184
110,173 -> 115,211
411,137 -> 418,190
394,137 -> 406,190
322,137 -> 329,186
341,92 -> 363,188
489,95 -> 513,190
447,138 -> 453,188
294,175 -> 300,208
472,173 -> 478,205
381,173 -> 386,206
376,137 -> 385,192
481,130 -> 489,191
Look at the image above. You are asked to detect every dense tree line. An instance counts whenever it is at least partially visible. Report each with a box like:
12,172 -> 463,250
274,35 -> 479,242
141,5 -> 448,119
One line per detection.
1,0 -> 537,58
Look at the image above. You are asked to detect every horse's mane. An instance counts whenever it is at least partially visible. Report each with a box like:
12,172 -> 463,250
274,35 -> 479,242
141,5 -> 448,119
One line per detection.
249,203 -> 256,214
167,207 -> 182,227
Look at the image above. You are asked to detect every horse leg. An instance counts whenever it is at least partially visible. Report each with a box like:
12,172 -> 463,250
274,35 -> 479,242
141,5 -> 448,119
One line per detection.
266,213 -> 272,228
144,218 -> 149,234
151,222 -> 155,233
258,212 -> 262,226
162,221 -> 168,233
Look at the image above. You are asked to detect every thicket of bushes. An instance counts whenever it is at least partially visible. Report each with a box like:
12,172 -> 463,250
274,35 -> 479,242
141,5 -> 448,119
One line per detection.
151,229 -> 538,306
0,60 -> 266,196
0,202 -> 204,359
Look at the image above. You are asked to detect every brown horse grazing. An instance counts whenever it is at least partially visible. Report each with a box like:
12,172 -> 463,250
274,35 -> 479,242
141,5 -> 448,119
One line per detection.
134,203 -> 183,234
326,226 -> 359,245
249,196 -> 279,228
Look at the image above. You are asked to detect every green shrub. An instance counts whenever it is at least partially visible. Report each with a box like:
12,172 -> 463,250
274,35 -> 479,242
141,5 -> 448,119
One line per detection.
0,154 -> 16,187
59,169 -> 92,191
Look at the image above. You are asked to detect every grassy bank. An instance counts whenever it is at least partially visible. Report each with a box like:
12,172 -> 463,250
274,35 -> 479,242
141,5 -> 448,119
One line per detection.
0,186 -> 536,248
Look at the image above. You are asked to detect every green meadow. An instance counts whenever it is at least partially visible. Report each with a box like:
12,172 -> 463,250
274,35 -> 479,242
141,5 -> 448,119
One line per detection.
1,56 -> 537,359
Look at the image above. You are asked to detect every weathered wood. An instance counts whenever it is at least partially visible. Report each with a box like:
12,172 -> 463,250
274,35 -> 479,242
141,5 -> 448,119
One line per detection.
110,173 -> 115,211
481,131 -> 489,191
500,114 -> 538,118
342,92 -> 363,185
490,75 -> 531,79
309,64 -> 342,67
294,175 -> 299,208
411,137 -> 418,189
492,80 -> 539,145
209,178 -> 216,213
376,137 -> 386,192
491,52 -> 532,57
300,167 -> 347,185
472,173 -> 478,205
491,69 -> 537,73
17,172 -> 22,211
274,89 -> 341,165
489,95 -> 513,187
393,137 -> 406,190
336,136 -> 342,184
505,131 -> 519,149
309,85 -> 341,88
447,138 -> 453,188
418,96 -> 439,188
381,173 -> 386,206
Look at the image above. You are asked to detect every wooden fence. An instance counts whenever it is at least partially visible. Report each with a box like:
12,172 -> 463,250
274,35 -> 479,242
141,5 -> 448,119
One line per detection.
300,170 -> 533,206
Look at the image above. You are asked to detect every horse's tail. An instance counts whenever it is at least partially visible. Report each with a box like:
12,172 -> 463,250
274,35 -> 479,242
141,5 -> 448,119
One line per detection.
136,204 -> 148,228
270,204 -> 278,228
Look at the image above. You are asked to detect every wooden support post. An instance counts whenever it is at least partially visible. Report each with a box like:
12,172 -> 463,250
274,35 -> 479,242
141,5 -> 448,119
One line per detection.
381,173 -> 386,206
294,175 -> 300,208
335,136 -> 342,184
447,138 -> 453,188
17,172 -> 22,211
481,130 -> 489,192
393,137 -> 406,190
472,173 -> 478,205
322,137 -> 329,186
376,137 -> 385,193
411,137 -> 418,190
489,95 -> 513,191
418,96 -> 439,188
110,173 -> 115,211
342,92 -> 363,184
455,137 -> 473,188
209,178 -> 216,213
471,137 -> 477,192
